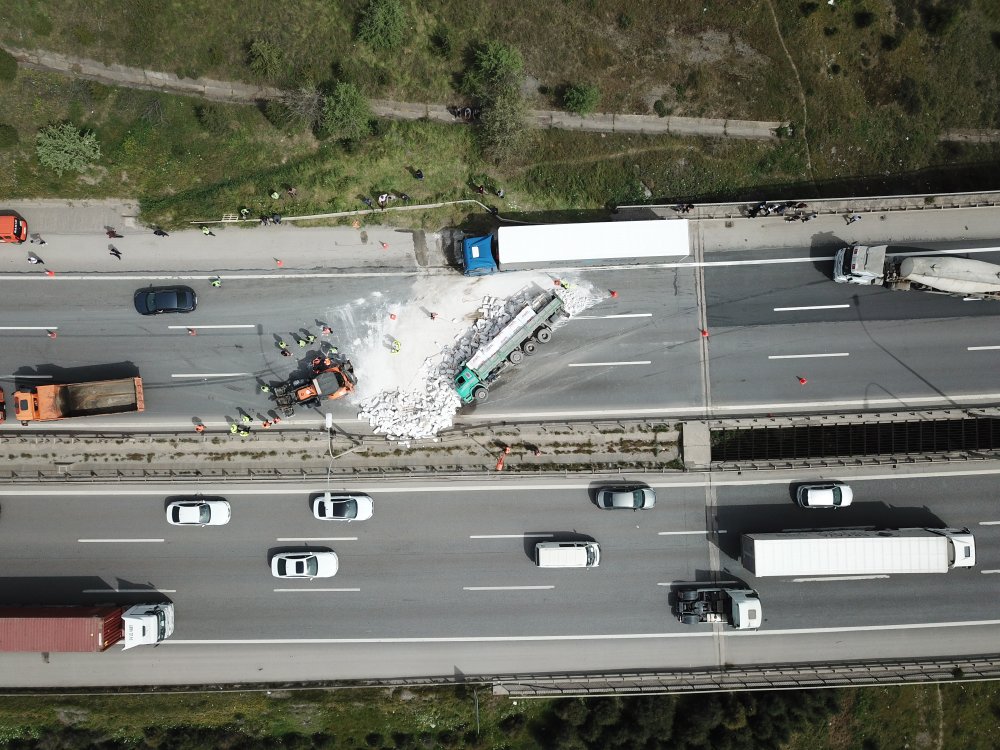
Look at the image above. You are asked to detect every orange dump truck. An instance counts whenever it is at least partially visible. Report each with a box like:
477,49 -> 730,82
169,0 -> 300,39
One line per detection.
13,377 -> 144,424
0,214 -> 28,244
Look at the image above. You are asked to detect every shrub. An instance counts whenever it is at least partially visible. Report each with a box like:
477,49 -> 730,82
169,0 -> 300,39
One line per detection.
194,104 -> 231,135
0,49 -> 17,82
992,31 -> 1000,50
29,13 -> 53,36
35,122 -> 101,176
462,41 -> 524,103
653,99 -> 669,117
248,39 -> 283,81
430,24 -> 454,58
321,82 -> 372,141
364,731 -> 383,747
881,33 -> 902,50
617,13 -> 633,30
854,11 -> 876,28
562,82 -> 600,115
356,0 -> 406,51
897,76 -> 922,115
478,89 -> 527,162
0,123 -> 18,148
823,26 -> 838,36
799,2 -> 819,16
920,4 -> 959,36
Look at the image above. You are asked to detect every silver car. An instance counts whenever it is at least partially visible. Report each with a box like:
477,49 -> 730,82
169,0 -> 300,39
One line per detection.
796,482 -> 853,509
596,486 -> 656,510
166,497 -> 231,526
270,551 -> 339,579
312,492 -> 374,522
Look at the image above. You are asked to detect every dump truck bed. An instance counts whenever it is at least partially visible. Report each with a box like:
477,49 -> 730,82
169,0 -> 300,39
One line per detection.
39,377 -> 144,420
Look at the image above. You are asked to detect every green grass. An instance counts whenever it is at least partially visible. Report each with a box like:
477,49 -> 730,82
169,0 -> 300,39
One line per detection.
0,686 -> 546,749
784,681 -> 1000,750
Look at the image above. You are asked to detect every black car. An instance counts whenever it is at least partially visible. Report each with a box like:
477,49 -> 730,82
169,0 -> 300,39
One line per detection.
133,286 -> 197,315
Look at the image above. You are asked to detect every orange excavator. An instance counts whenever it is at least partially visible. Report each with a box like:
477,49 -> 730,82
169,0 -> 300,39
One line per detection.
273,358 -> 356,416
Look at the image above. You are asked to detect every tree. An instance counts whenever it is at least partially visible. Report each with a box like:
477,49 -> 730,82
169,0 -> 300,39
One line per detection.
462,42 -> 524,103
356,0 -> 406,51
321,82 -> 373,141
35,122 -> 101,176
0,49 -> 16,82
248,39 -> 283,81
563,83 -> 601,116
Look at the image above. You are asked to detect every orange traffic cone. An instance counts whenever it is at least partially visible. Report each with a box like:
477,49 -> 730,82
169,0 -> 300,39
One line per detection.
797,375 -> 808,385
609,290 -> 618,298
495,454 -> 506,471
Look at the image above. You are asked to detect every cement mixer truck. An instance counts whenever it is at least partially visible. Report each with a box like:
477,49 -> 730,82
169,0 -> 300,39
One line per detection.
833,244 -> 1000,300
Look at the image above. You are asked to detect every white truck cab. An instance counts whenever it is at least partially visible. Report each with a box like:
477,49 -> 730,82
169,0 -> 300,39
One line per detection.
122,603 -> 175,648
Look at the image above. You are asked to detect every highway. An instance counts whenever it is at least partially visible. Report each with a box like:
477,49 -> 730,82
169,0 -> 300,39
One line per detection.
1,467 -> 999,685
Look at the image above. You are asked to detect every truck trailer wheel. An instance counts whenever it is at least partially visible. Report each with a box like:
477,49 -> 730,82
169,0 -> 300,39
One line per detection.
681,614 -> 702,626
678,589 -> 700,602
522,340 -> 538,355
536,327 -> 552,344
508,349 -> 524,365
473,386 -> 489,402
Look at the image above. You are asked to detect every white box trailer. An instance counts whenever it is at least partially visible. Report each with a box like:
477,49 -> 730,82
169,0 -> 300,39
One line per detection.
741,528 -> 975,577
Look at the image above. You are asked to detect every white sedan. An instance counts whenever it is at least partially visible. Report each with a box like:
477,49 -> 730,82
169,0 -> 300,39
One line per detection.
796,482 -> 854,509
312,492 -> 374,522
166,497 -> 231,526
271,551 -> 339,579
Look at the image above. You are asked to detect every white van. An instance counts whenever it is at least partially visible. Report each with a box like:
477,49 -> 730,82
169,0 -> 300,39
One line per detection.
534,541 -> 601,568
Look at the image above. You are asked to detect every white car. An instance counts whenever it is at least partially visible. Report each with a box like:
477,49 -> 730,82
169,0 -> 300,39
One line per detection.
796,482 -> 853,509
270,551 -> 339,579
312,492 -> 374,522
596,486 -> 656,510
166,497 -> 231,526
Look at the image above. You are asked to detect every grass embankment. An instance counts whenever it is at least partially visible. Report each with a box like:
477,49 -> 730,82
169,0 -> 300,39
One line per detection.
1,1 -> 999,228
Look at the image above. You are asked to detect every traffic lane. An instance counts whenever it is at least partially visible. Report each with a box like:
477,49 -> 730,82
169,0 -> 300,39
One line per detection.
706,317 -> 1000,408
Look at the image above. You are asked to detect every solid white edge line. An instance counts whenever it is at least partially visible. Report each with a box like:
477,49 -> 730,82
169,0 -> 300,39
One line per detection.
470,533 -> 554,539
273,588 -> 361,592
78,538 -> 165,543
166,618 -> 1000,644
568,361 -> 652,367
463,586 -> 555,591
767,353 -> 850,360
658,530 -> 710,536
978,521 -> 1000,525
0,326 -> 59,330
574,314 -> 654,319
166,324 -> 257,329
0,374 -> 52,379
170,373 -> 252,378
980,570 -> 1000,574
773,305 -> 851,311
82,589 -> 176,594
968,346 -> 1000,351
793,575 -> 891,582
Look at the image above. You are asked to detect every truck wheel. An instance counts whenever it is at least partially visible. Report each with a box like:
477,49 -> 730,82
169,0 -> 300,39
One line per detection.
681,614 -> 702,626
509,349 -> 524,365
473,386 -> 489,402
678,589 -> 700,602
523,340 -> 538,355
536,327 -> 553,344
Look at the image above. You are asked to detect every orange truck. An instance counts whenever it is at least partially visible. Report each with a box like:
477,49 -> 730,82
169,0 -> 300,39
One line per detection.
0,214 -> 27,243
13,377 -> 144,424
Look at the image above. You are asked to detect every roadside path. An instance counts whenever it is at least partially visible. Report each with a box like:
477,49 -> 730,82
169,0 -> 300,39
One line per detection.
4,44 -> 786,141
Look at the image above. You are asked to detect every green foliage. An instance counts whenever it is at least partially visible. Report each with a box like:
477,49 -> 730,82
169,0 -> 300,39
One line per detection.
462,42 -> 524,103
478,89 -> 527,163
920,3 -> 960,36
563,83 -> 601,115
0,123 -> 19,148
617,13 -> 633,30
896,76 -> 922,115
321,82 -> 373,141
28,13 -> 53,36
854,11 -> 876,28
653,99 -> 670,117
194,104 -> 231,135
356,0 -> 407,51
0,49 -> 17,82
992,31 -> 1000,50
248,39 -> 283,81
430,24 -> 455,59
35,122 -> 101,176
799,2 -> 819,16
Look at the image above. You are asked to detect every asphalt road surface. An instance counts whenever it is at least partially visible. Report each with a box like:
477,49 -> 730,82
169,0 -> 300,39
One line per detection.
1,467 -> 998,685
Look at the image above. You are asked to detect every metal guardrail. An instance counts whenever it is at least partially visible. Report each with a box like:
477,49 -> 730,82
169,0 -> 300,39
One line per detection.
493,654 -> 1000,696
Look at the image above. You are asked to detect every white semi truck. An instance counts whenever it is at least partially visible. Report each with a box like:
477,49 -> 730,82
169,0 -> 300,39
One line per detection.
833,244 -> 1000,299
674,587 -> 762,630
741,528 -> 976,577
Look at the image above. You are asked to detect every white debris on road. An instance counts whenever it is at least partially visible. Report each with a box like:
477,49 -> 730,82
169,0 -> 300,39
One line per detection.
355,277 -> 602,440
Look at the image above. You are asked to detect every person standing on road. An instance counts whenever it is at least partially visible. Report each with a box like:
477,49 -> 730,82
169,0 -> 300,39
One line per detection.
27,254 -> 41,265
29,233 -> 47,245
109,246 -> 122,259
153,228 -> 169,237
201,226 -> 215,236
106,228 -> 123,238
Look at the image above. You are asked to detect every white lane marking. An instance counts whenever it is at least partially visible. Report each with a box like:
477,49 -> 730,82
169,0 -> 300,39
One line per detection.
978,521 -> 1000,526
773,304 -> 851,312
78,538 -> 165,543
273,588 -> 361,592
463,586 -> 555,591
0,326 -> 59,330
83,588 -> 176,594
658,530 -> 719,536
170,373 -> 251,378
793,575 -> 891,582
768,352 -> 850,360
470,533 -> 554,539
168,617 -> 1000,645
0,374 -> 52,379
980,570 -> 1000,575
574,314 -> 654,320
964,297 -> 985,302
968,346 -> 1000,351
658,580 -> 741,587
276,537 -> 357,542
568,360 -> 651,367
167,324 -> 257,330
